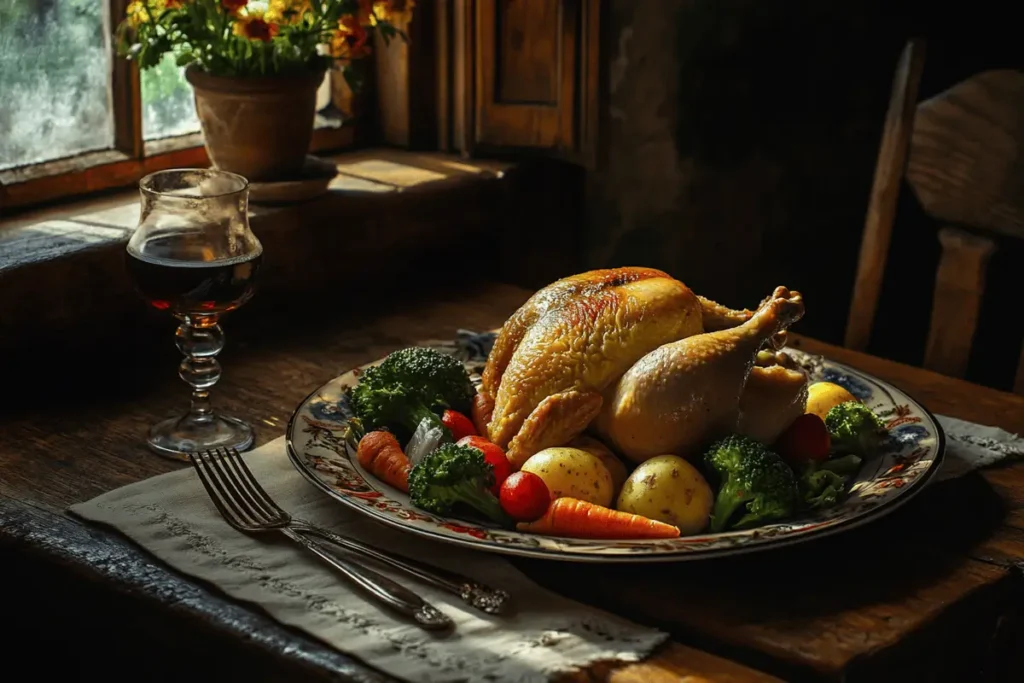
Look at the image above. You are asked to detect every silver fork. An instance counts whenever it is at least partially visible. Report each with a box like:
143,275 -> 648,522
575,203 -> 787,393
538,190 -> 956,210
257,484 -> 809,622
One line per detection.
202,447 -> 509,615
189,447 -> 453,630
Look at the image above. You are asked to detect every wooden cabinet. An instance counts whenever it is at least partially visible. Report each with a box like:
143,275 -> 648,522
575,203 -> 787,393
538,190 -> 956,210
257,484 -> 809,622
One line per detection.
441,0 -> 601,164
373,0 -> 601,163
473,0 -> 577,151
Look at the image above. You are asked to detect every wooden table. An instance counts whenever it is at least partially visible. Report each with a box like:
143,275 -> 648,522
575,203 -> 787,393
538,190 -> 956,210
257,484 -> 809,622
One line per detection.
2,281 -> 1023,683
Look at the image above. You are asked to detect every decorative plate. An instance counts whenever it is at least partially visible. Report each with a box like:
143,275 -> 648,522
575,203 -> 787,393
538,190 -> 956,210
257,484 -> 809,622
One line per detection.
285,330 -> 945,562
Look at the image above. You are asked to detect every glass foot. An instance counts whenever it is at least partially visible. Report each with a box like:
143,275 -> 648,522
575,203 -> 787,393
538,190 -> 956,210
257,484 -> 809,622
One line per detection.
147,412 -> 254,460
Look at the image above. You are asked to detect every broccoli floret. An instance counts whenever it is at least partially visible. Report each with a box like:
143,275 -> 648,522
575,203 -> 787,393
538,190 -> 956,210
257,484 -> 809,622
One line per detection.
798,466 -> 848,509
704,434 -> 799,532
408,443 -> 511,526
821,453 -> 863,476
350,347 -> 475,441
825,401 -> 887,458
796,450 -> 864,510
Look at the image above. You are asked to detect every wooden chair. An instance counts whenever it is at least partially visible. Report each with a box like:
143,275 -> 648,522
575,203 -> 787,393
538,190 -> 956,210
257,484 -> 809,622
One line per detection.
845,38 -> 1024,394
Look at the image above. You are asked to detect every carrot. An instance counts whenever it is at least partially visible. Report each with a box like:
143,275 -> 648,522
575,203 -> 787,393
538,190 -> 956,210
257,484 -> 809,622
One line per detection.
516,497 -> 680,539
357,431 -> 411,492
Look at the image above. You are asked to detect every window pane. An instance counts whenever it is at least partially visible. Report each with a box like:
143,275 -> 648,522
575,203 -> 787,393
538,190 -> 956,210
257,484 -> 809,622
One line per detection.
142,53 -> 200,141
0,0 -> 114,170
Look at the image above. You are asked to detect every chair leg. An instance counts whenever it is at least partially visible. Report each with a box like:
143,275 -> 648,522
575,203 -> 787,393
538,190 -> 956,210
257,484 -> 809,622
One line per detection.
923,226 -> 996,379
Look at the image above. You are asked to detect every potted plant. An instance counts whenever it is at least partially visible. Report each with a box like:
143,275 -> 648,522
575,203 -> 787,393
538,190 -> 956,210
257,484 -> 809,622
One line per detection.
116,0 -> 411,181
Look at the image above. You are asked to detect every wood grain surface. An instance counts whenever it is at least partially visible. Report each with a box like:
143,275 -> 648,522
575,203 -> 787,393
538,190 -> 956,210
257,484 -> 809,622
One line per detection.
2,282 -> 1024,682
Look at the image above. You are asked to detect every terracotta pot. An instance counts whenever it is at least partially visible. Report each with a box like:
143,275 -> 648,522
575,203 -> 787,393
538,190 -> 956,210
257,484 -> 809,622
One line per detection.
186,67 -> 325,182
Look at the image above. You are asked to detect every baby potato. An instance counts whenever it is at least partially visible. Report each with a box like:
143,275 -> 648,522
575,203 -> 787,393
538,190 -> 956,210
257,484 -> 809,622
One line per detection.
616,455 -> 712,535
521,447 -> 615,507
805,381 -> 860,420
568,435 -> 630,495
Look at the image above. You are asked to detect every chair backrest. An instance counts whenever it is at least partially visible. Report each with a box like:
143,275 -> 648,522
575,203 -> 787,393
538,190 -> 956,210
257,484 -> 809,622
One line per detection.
907,70 -> 1024,241
845,39 -> 927,353
845,40 -> 1024,393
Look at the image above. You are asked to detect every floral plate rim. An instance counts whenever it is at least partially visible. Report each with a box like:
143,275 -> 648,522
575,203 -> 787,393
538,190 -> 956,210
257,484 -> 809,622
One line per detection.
285,349 -> 946,563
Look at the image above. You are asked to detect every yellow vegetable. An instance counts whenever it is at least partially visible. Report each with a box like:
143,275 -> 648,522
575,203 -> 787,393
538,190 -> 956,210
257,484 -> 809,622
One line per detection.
805,381 -> 859,420
521,447 -> 615,508
616,455 -> 712,534
568,434 -> 629,495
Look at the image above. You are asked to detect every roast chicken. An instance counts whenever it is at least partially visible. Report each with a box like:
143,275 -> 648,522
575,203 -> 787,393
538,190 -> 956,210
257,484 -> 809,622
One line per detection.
593,286 -> 805,461
480,267 -> 755,467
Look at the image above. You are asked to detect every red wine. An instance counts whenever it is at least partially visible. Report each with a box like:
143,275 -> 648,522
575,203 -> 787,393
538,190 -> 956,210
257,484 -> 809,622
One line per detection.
126,238 -> 262,316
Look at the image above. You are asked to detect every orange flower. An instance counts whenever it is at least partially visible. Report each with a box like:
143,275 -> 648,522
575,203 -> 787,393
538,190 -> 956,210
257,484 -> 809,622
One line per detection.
331,15 -> 371,60
235,15 -> 278,42
166,0 -> 186,8
222,0 -> 248,14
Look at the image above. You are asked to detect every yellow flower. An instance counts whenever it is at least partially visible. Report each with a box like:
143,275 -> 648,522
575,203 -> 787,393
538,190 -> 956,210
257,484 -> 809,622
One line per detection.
372,0 -> 414,25
266,0 -> 309,25
126,0 -> 154,27
126,0 -> 180,26
233,8 -> 280,42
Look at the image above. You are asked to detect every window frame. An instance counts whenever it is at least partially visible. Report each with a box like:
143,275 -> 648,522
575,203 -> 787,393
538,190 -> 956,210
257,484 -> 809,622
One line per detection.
0,0 -> 358,213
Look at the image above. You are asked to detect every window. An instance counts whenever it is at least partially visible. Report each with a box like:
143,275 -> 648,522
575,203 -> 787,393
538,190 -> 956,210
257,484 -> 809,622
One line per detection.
0,0 -> 114,169
141,54 -> 201,142
0,0 -> 355,211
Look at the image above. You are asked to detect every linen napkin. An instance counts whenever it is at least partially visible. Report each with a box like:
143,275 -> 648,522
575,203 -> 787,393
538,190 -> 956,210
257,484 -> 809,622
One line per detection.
69,436 -> 669,683
933,414 -> 1024,481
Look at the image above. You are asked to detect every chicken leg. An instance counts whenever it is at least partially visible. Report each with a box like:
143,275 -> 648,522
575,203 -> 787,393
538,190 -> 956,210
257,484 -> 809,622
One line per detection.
697,296 -> 753,331
736,351 -> 810,445
594,287 -> 805,463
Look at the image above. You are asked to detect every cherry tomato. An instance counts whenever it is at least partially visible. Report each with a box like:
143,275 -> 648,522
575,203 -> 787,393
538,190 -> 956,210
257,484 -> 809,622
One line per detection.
499,472 -> 551,522
457,435 -> 511,493
774,413 -> 831,466
441,409 -> 477,442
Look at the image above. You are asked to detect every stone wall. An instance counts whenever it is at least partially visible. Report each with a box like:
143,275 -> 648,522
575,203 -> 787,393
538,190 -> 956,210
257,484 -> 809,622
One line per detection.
585,0 -> 911,343
581,1 -> 1024,390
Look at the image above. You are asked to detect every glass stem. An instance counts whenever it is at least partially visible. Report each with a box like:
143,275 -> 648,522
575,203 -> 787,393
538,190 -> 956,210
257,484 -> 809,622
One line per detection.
175,318 -> 225,422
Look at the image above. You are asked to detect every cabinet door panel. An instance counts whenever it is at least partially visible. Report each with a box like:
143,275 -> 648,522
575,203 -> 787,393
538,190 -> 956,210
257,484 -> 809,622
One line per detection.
475,0 -> 577,151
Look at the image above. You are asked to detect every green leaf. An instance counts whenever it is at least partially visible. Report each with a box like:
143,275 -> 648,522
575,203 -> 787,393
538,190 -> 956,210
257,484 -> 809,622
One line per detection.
342,63 -> 365,92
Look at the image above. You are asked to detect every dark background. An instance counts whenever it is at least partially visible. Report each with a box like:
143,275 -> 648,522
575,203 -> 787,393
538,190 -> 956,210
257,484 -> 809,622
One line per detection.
581,0 -> 1024,392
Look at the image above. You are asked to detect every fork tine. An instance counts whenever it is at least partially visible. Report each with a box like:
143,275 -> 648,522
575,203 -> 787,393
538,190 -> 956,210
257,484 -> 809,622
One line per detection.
203,447 -> 274,526
215,447 -> 283,524
189,451 -> 250,531
222,447 -> 289,520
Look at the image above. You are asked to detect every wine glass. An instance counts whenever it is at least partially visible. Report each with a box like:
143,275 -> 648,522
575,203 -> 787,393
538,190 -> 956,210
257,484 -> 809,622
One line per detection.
125,169 -> 263,458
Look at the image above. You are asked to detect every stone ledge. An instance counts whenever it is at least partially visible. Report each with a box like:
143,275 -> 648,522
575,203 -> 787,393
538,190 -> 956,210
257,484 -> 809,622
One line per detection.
0,149 -> 522,355
0,149 -> 512,275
